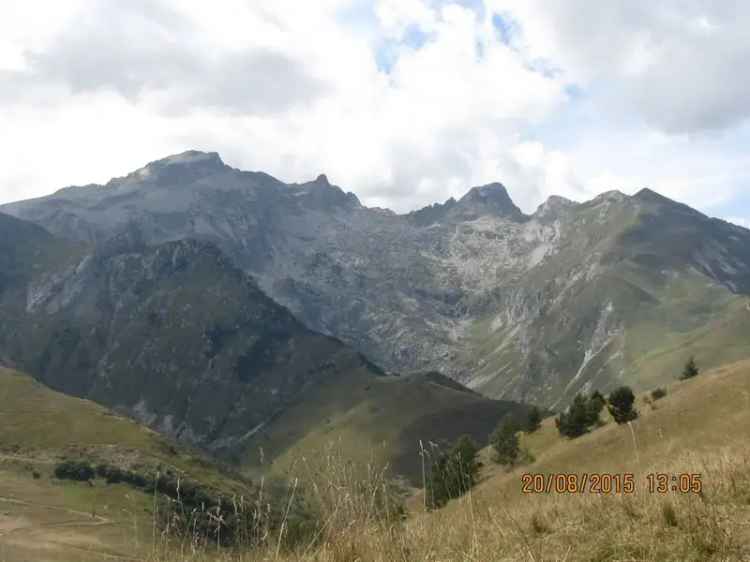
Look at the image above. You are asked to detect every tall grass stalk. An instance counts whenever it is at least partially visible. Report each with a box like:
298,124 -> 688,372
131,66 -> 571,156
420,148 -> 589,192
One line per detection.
147,446 -> 750,562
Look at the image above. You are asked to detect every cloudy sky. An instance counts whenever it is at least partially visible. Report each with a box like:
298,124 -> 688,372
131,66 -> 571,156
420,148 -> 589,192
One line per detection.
1,0 -> 749,225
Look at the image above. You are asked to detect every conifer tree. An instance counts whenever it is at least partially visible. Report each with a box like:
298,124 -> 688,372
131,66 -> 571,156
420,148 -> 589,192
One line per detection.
490,420 -> 520,465
607,386 -> 638,424
526,406 -> 542,433
680,356 -> 700,380
425,435 -> 480,509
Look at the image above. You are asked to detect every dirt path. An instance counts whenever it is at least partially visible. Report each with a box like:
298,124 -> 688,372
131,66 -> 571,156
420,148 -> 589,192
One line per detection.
0,453 -> 56,465
0,495 -> 112,529
0,495 -> 141,561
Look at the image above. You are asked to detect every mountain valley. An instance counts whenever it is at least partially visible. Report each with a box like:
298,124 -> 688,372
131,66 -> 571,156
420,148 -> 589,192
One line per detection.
0,209 -> 529,477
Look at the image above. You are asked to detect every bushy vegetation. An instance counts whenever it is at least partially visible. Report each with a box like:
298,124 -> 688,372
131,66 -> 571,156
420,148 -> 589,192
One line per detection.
82,448 -> 406,552
424,435 -> 480,510
490,419 -> 520,466
54,459 -> 95,481
680,356 -> 700,380
526,405 -> 542,433
651,387 -> 668,401
555,391 -> 605,438
149,446 -> 406,556
607,386 -> 639,424
54,459 -> 286,547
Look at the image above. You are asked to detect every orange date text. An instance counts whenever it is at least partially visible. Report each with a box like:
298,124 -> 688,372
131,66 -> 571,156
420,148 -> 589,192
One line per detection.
521,473 -> 635,495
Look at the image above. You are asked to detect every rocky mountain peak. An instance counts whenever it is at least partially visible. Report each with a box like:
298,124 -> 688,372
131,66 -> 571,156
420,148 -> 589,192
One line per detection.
633,187 -> 677,205
123,150 -> 228,185
454,182 -> 525,220
297,174 -> 361,210
534,195 -> 576,219
592,190 -> 629,204
632,188 -> 705,223
460,182 -> 511,202
161,150 -> 224,166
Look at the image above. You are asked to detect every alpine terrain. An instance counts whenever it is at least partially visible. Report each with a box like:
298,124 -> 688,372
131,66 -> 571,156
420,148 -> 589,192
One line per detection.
4,151 -> 749,407
0,210 -> 529,478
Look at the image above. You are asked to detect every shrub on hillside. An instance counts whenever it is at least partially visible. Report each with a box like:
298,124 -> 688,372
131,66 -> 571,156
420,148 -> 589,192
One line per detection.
490,419 -> 520,466
54,460 -> 95,481
607,386 -> 638,424
680,356 -> 700,380
526,406 -> 542,433
556,392 -> 605,438
651,387 -> 667,401
588,391 -> 606,423
93,461 -> 256,545
425,435 -> 480,509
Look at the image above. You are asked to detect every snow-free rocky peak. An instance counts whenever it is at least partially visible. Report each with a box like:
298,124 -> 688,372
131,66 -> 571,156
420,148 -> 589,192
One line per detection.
125,150 -> 228,184
295,173 -> 362,210
534,195 -> 576,220
3,151 -> 750,408
453,182 -> 525,220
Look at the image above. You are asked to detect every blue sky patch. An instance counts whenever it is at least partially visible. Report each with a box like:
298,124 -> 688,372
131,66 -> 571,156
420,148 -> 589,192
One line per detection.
492,13 -> 514,45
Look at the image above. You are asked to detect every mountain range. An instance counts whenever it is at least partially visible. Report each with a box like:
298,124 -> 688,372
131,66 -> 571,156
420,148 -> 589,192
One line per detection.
3,150 -> 749,411
0,206 -> 528,480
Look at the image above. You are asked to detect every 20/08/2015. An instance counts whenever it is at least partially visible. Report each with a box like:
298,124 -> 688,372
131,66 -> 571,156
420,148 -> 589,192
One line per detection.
521,473 -> 703,495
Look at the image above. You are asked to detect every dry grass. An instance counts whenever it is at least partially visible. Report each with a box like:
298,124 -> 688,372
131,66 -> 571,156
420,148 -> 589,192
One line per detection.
144,446 -> 750,562
4,362 -> 750,561
146,361 -> 750,562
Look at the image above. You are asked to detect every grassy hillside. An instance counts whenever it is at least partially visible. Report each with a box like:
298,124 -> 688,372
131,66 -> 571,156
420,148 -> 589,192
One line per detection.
423,359 -> 750,561
241,369 -> 530,485
3,348 -> 750,562
478,358 -> 750,495
151,360 -> 750,562
428,359 -> 750,561
0,363 -> 532,560
0,367 -> 253,562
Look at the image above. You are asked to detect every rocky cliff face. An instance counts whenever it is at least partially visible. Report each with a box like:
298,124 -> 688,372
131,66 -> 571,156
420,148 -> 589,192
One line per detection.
4,152 -> 750,405
0,213 -> 383,452
0,211 -> 532,472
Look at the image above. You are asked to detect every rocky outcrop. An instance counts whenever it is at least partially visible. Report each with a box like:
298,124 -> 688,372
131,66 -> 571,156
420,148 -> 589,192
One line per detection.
4,152 -> 750,405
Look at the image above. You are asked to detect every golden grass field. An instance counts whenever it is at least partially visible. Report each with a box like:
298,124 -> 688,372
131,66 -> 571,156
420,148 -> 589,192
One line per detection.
154,359 -> 750,562
2,360 -> 750,561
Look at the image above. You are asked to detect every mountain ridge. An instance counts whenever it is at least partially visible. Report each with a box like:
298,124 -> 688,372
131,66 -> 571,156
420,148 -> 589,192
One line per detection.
0,210 -> 531,479
8,150 -> 750,233
2,151 -> 749,407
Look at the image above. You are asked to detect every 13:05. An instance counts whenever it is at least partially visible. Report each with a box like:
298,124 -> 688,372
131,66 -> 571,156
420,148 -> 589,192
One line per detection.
646,473 -> 702,494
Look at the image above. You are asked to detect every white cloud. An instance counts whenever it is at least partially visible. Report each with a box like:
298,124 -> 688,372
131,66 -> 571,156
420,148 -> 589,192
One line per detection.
0,0 -> 566,212
0,0 -> 749,221
374,0 -> 436,39
488,0 -> 750,133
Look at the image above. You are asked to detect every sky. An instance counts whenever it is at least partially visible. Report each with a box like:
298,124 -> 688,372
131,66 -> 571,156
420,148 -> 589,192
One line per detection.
1,0 -> 749,226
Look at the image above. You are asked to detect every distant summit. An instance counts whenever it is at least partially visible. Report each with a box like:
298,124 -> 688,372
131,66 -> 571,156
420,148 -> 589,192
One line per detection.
122,150 -> 228,185
454,183 -> 524,220
295,173 -> 361,210
590,190 -> 629,204
408,183 -> 525,225
534,195 -> 576,217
